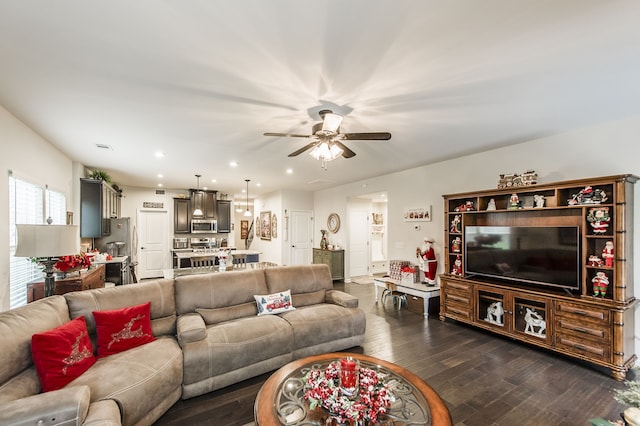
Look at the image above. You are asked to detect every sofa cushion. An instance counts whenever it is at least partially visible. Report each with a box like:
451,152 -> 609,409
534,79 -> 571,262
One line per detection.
69,335 -> 183,426
93,302 -> 155,357
65,278 -> 177,338
0,295 -> 70,393
175,269 -> 269,316
264,265 -> 332,307
254,290 -> 295,315
196,302 -> 257,325
31,317 -> 97,392
181,315 -> 293,385
279,304 -> 366,350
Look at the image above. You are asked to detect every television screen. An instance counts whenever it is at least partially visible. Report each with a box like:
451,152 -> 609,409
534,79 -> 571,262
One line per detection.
464,226 -> 580,290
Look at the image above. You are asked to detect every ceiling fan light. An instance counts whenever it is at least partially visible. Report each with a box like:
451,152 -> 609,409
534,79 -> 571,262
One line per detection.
310,141 -> 342,161
321,113 -> 343,133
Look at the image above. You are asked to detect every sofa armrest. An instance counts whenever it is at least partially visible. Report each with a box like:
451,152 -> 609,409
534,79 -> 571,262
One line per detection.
0,385 -> 91,426
325,290 -> 359,308
177,313 -> 206,345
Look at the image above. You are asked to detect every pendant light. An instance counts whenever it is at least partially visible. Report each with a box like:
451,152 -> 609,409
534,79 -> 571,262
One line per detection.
193,174 -> 203,216
244,179 -> 252,217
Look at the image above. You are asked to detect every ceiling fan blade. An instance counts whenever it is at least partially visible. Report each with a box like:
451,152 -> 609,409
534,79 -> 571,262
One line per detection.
343,132 -> 392,140
321,112 -> 343,133
288,142 -> 317,157
333,141 -> 356,158
264,132 -> 311,138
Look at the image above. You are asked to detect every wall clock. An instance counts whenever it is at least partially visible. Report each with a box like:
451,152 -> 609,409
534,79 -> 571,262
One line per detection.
327,213 -> 340,233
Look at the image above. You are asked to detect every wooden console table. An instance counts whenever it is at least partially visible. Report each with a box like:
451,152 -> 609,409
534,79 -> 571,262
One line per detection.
373,277 -> 441,318
28,264 -> 106,302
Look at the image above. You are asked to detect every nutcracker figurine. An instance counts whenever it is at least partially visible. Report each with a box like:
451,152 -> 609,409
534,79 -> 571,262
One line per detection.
592,271 -> 609,297
416,237 -> 438,285
602,241 -> 614,267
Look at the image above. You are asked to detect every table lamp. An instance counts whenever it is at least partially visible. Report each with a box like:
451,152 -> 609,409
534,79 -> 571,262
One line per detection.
15,224 -> 80,297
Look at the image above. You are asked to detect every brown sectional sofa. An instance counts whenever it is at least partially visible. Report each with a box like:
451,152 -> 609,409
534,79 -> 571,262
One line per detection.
0,264 -> 366,425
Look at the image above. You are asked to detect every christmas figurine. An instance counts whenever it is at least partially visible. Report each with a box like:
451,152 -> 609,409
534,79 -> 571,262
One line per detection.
588,255 -> 603,267
587,207 -> 610,234
602,240 -> 614,267
509,193 -> 522,210
592,271 -> 609,297
451,236 -> 462,253
416,237 -> 438,285
451,255 -> 463,276
450,215 -> 461,233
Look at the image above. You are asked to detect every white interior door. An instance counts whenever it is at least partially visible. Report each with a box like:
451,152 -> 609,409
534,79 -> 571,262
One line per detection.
349,208 -> 369,277
137,209 -> 169,279
290,210 -> 313,265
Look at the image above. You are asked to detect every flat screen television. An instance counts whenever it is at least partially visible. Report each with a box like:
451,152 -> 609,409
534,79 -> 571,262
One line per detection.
464,225 -> 580,291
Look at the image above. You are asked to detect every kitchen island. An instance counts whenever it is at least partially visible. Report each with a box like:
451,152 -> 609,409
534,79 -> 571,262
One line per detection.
172,249 -> 261,269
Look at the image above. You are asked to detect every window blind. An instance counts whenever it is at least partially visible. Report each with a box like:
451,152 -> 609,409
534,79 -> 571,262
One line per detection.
9,176 -> 66,308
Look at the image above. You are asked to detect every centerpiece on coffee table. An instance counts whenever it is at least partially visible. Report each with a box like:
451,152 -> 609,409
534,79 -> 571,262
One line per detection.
303,356 -> 394,424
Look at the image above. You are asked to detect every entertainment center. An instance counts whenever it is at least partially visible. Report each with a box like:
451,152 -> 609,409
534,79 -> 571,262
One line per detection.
440,174 -> 637,380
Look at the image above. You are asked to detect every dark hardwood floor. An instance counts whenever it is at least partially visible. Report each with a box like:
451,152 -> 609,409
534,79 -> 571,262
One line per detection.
155,280 -> 632,425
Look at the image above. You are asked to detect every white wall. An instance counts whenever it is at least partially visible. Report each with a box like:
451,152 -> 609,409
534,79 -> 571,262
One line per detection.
0,106 -> 75,310
315,114 -> 640,282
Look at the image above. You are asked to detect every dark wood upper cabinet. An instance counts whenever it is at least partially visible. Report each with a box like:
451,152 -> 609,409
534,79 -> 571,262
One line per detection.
174,198 -> 190,233
217,200 -> 231,233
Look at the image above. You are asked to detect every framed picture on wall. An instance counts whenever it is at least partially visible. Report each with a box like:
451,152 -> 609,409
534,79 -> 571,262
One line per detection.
240,220 -> 249,239
260,211 -> 271,240
403,206 -> 431,222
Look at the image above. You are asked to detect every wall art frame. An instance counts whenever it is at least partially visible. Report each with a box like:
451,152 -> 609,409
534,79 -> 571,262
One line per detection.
260,211 -> 272,240
403,206 -> 432,222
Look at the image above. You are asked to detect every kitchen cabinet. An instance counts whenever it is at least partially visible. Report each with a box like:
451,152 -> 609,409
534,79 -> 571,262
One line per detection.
28,264 -> 106,302
174,198 -> 190,233
217,200 -> 231,233
190,190 -> 217,219
80,178 -> 120,237
313,248 -> 344,281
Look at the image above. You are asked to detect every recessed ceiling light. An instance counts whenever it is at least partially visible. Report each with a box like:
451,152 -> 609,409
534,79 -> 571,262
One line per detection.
286,169 -> 293,174
157,183 -> 163,187
155,151 -> 165,158
229,161 -> 238,167
257,183 -> 262,187
203,186 -> 208,190
157,174 -> 163,178
211,178 -> 217,183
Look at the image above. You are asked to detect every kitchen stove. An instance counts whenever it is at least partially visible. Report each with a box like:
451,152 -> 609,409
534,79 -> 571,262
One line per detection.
190,237 -> 217,250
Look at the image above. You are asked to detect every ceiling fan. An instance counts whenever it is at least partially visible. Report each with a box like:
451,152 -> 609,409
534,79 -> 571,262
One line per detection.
263,110 -> 391,163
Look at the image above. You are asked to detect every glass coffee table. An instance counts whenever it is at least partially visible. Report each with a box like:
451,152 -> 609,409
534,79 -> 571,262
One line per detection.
254,352 -> 452,425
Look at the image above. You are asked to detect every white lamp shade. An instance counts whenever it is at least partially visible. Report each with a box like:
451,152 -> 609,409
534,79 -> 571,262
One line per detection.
321,113 -> 343,132
15,224 -> 79,258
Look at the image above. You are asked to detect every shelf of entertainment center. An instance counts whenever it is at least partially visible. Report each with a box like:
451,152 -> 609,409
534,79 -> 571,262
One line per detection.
441,174 -> 638,380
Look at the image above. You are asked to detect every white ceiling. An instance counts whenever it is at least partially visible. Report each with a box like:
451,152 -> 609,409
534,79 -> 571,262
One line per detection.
2,1 -> 640,199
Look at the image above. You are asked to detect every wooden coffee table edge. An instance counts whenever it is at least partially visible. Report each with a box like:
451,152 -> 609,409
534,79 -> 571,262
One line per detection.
254,352 -> 452,426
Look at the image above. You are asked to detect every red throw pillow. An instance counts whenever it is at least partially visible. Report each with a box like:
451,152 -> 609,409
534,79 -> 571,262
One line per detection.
31,316 -> 97,392
93,302 -> 155,357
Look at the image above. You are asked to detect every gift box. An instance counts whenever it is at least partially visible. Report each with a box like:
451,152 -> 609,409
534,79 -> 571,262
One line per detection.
389,260 -> 411,280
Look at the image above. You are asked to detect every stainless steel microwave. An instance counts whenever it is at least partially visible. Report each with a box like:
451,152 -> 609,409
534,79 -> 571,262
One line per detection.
191,219 -> 217,234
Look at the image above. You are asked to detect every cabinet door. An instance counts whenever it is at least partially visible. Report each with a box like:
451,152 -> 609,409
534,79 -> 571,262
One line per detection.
330,250 -> 345,280
191,191 -> 205,218
476,287 -> 508,331
80,178 -> 106,238
512,295 -> 550,344
217,200 -> 231,233
205,192 -> 217,219
174,198 -> 190,233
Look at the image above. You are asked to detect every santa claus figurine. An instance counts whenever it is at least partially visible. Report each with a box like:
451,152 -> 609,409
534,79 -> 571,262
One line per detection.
451,255 -> 463,276
416,237 -> 438,285
602,241 -> 614,267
